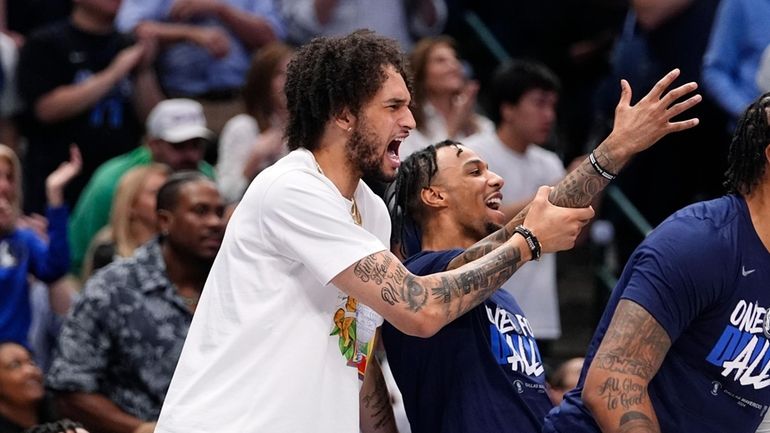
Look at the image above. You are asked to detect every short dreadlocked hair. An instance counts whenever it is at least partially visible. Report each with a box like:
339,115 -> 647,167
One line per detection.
724,93 -> 770,195
388,140 -> 462,258
284,30 -> 412,151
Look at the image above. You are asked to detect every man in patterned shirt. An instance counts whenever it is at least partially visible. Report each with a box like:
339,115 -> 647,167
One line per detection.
46,171 -> 226,433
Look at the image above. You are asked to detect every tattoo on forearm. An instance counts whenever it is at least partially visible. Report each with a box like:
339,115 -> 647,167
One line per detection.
380,273 -> 428,311
549,159 -> 609,208
618,411 -> 656,433
354,254 -> 392,285
361,365 -> 395,430
597,377 -> 646,411
449,228 -> 512,269
368,244 -> 521,319
593,300 -> 671,381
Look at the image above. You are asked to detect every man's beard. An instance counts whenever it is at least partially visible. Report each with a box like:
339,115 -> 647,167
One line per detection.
345,119 -> 394,183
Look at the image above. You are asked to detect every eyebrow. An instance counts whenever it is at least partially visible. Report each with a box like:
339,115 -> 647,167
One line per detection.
384,97 -> 410,105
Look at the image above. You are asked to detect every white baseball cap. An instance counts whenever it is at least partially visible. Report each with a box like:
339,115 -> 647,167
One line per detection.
146,99 -> 214,143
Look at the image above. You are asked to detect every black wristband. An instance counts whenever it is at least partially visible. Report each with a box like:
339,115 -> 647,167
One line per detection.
513,225 -> 541,261
589,151 -> 617,180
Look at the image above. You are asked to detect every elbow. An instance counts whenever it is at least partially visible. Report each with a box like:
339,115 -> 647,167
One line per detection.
35,100 -> 65,124
397,307 -> 444,338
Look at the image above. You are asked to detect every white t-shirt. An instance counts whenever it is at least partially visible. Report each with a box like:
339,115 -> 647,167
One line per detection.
155,148 -> 391,433
399,101 -> 495,159
216,113 -> 260,203
465,132 -> 566,339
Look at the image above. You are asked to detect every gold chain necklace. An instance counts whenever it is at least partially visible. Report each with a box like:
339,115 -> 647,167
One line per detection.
314,160 -> 361,225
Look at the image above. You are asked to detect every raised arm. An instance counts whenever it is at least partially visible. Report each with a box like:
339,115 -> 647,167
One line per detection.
333,186 -> 592,337
582,299 -> 671,433
447,68 -> 701,270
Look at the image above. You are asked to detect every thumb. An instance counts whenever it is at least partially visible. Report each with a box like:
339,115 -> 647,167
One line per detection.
618,79 -> 632,107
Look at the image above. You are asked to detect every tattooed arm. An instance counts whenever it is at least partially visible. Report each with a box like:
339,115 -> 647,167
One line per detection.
360,345 -> 398,433
582,300 -> 672,433
333,186 -> 590,337
446,68 -> 702,271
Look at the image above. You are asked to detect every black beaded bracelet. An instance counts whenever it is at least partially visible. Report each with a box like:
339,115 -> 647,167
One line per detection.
513,225 -> 541,261
589,151 -> 618,180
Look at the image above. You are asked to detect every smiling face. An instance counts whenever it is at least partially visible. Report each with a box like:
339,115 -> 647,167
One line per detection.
430,145 -> 506,241
423,42 -> 465,96
346,65 -> 415,182
0,342 -> 44,408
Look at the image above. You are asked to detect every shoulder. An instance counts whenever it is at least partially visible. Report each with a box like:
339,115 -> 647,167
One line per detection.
637,196 -> 741,269
222,114 -> 259,135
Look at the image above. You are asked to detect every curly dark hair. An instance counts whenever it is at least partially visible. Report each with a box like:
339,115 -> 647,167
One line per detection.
724,93 -> 770,195
284,30 -> 412,151
387,139 -> 461,258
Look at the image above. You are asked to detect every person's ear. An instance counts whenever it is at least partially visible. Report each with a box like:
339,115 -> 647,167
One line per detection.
334,108 -> 356,133
500,102 -> 517,123
157,209 -> 173,237
420,186 -> 447,209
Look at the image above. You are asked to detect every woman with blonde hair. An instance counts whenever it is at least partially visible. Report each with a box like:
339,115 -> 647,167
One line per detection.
399,36 -> 495,158
217,42 -> 295,202
0,143 -> 80,348
82,164 -> 170,279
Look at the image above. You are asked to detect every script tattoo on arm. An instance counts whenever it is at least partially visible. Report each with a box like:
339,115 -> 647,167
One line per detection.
586,299 -> 670,433
446,148 -> 615,271
360,356 -> 397,432
593,300 -> 671,380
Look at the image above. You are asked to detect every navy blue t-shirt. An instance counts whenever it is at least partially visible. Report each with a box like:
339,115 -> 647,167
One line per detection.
544,195 -> 770,433
382,249 -> 553,433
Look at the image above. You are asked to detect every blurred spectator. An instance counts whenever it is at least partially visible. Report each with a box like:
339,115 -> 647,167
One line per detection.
0,32 -> 21,152
81,164 -> 171,280
116,0 -> 285,134
4,0 -> 72,41
758,45 -> 770,93
16,0 -> 163,214
0,144 -> 80,348
398,35 -> 493,159
67,98 -> 215,276
547,357 -> 583,405
465,60 -> 565,346
0,341 -> 88,433
442,0 -> 626,163
47,172 -> 225,433
597,0 -> 728,268
702,0 -> 770,126
280,0 -> 447,51
216,42 -> 293,203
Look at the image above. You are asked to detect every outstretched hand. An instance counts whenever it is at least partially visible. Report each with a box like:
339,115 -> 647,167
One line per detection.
521,185 -> 594,254
46,144 -> 82,207
608,68 -> 702,160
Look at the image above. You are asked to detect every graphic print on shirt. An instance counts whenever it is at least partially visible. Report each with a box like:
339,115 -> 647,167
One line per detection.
706,300 -> 770,412
74,69 -> 129,129
486,303 -> 544,378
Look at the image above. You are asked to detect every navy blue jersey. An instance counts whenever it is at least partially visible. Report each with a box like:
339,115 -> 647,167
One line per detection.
545,195 -> 770,433
382,249 -> 553,433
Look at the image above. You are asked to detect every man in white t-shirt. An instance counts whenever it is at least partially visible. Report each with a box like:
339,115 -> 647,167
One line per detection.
154,30 -> 595,433
466,60 -> 566,345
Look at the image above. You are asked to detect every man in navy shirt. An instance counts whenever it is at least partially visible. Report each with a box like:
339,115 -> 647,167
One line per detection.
383,68 -> 703,433
544,93 -> 770,433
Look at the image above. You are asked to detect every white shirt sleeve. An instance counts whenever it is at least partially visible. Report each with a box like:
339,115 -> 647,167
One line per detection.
260,171 -> 388,285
